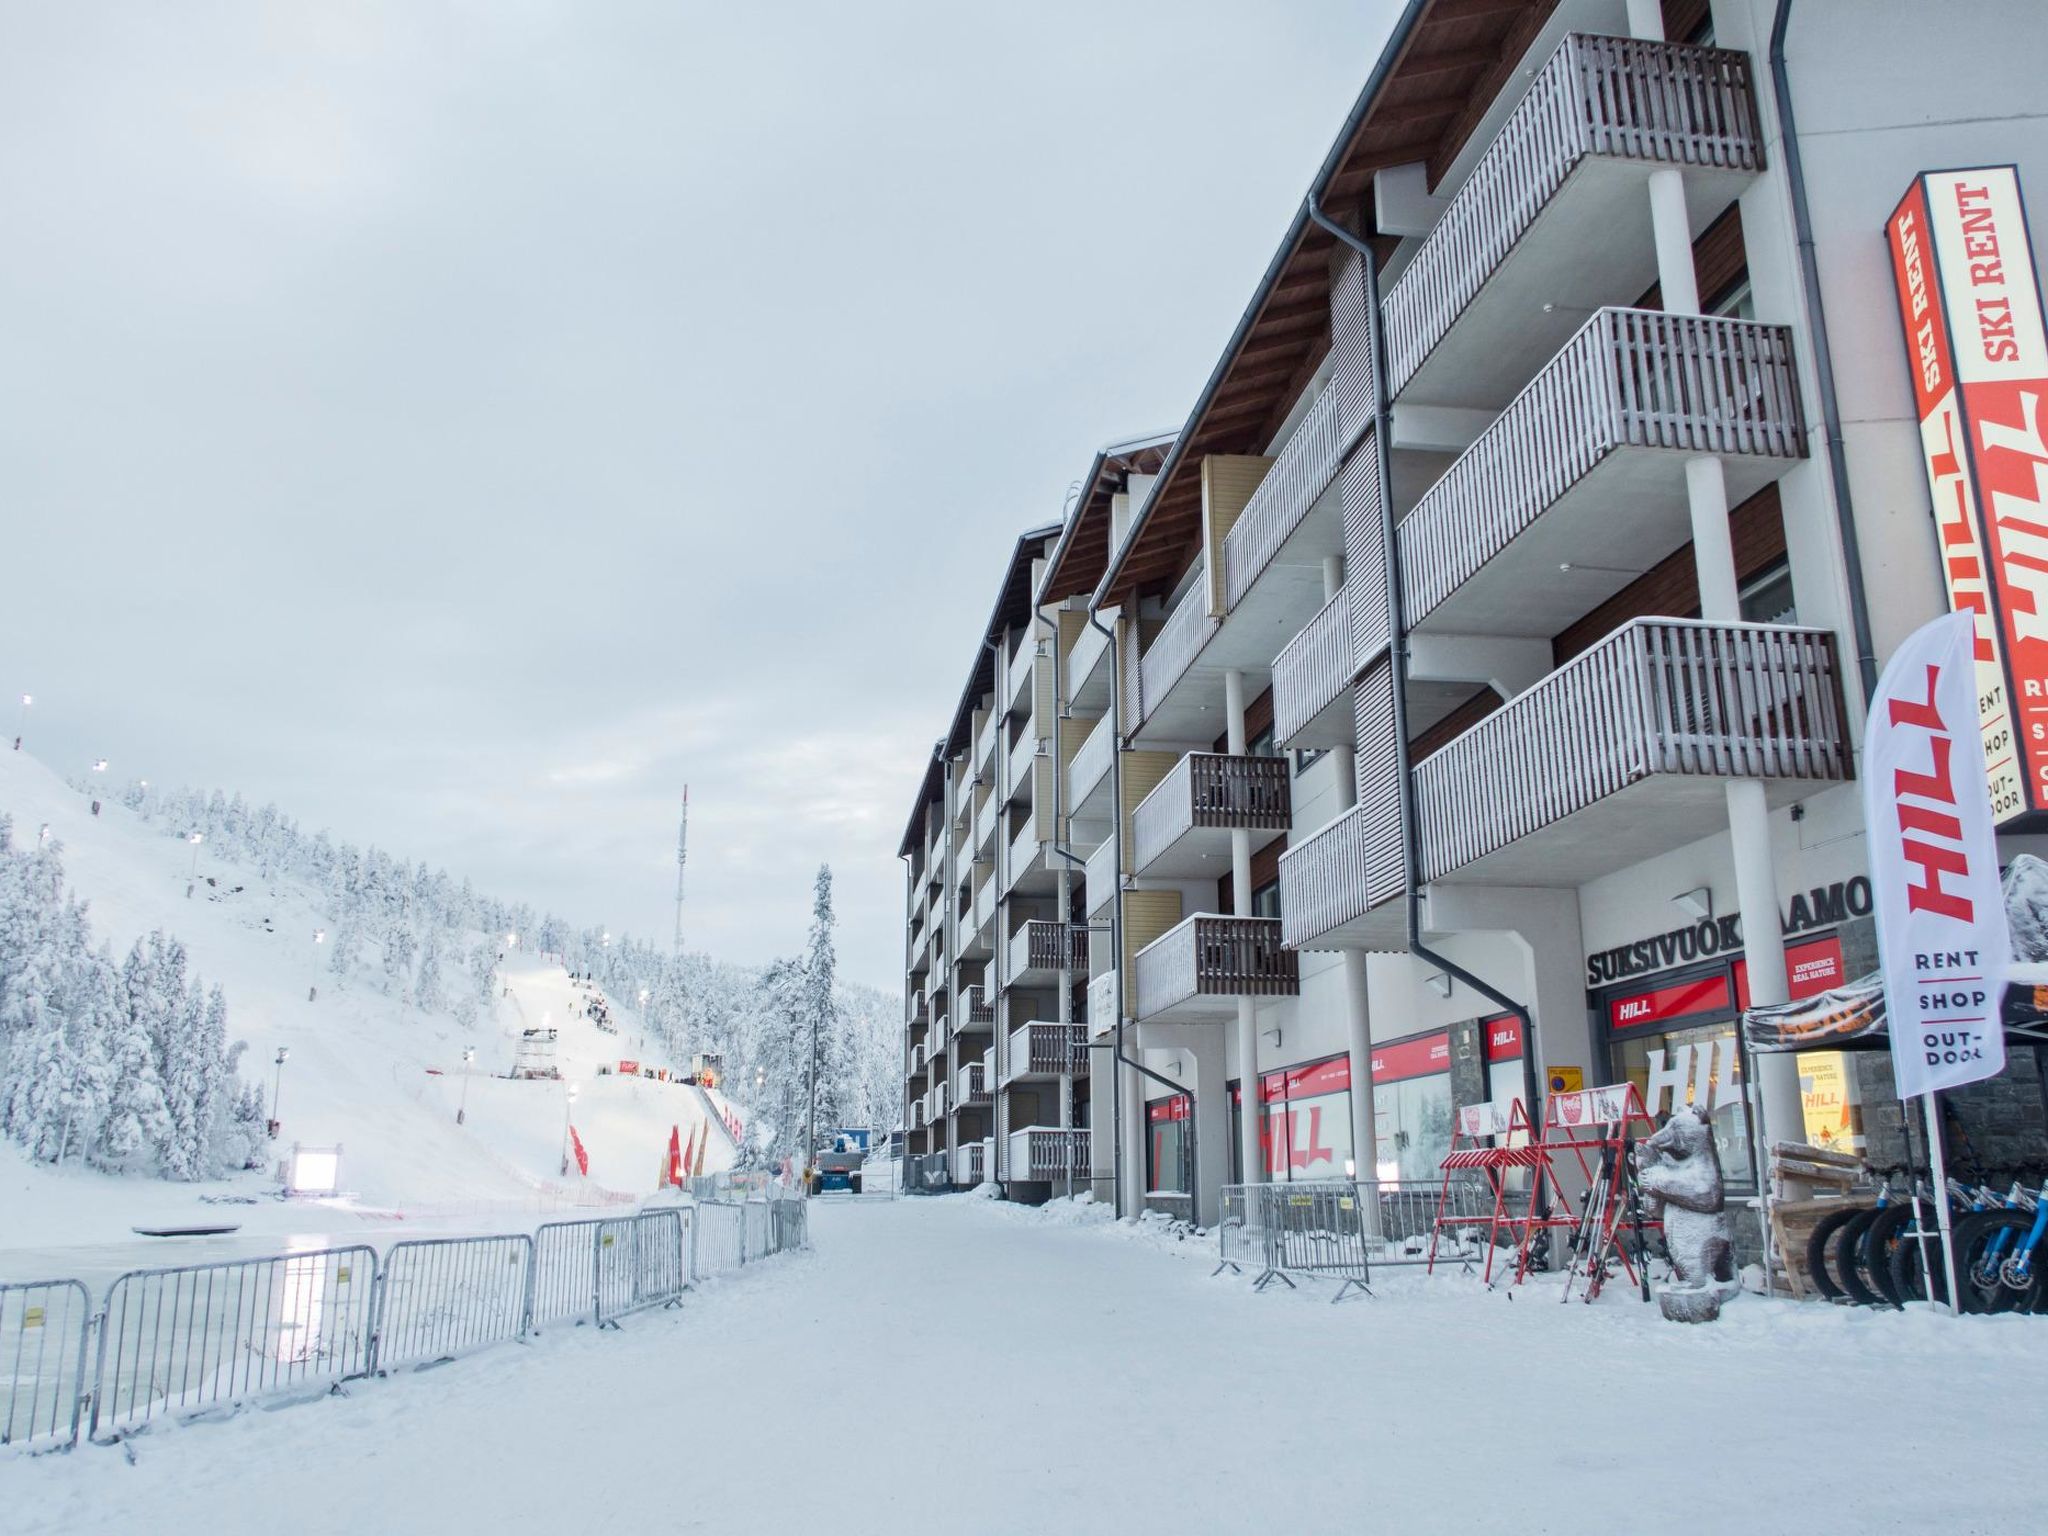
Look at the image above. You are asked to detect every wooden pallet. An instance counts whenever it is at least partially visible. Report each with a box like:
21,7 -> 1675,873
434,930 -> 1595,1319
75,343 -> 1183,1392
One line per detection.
1767,1194 -> 1875,1300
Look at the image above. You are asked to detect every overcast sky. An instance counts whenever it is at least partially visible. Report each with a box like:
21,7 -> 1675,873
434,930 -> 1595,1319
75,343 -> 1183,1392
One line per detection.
0,1 -> 1399,991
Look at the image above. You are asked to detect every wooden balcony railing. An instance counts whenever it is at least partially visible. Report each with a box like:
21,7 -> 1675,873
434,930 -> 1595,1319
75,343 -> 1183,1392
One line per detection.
1006,1022 -> 1088,1080
1222,374 -> 1363,612
1136,576 -> 1218,728
1006,1127 -> 1090,1182
1383,33 -> 1764,395
1134,915 -> 1299,1020
1131,753 -> 1292,874
1417,620 -> 1848,880
1009,920 -> 1092,977
961,984 -> 995,1026
1273,586 -> 1355,746
1401,309 -> 1803,626
957,1059 -> 989,1105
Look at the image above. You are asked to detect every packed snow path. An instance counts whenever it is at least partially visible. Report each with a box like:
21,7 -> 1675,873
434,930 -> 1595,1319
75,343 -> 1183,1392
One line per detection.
18,1196 -> 2048,1534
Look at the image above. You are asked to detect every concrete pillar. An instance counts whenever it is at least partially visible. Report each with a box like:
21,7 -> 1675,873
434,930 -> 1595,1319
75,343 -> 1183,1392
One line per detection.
1687,456 -> 1741,617
1120,1048 -> 1144,1217
1342,952 -> 1379,1214
1648,170 -> 1701,315
1224,667 -> 1262,1188
1190,1036 -> 1229,1227
1729,779 -> 1804,1148
1624,0 -> 1664,40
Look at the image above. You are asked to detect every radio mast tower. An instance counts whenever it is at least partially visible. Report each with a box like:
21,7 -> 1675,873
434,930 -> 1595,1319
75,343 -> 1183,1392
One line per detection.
672,787 -> 689,955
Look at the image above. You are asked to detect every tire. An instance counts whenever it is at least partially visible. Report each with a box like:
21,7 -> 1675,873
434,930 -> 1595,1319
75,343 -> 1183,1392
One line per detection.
1835,1206 -> 1890,1307
1805,1204 -> 1864,1302
1865,1202 -> 1939,1307
1953,1211 -> 2040,1314
1889,1208 -> 1956,1306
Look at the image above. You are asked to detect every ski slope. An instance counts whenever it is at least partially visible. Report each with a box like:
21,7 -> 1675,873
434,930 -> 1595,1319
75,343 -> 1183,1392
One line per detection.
0,748 -> 742,1252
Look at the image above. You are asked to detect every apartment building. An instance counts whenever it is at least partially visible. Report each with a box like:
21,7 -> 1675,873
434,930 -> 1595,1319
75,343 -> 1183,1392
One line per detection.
903,0 -> 2048,1222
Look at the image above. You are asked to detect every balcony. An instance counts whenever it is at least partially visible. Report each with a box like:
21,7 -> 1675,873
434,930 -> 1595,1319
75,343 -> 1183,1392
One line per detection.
1403,309 -> 1804,636
957,983 -> 995,1032
1273,586 -> 1358,750
1129,753 -> 1291,879
1083,835 -> 1118,922
1277,802 -> 1408,952
1006,635 -> 1042,712
1006,728 -> 1043,806
1384,33 -> 1764,407
971,872 -> 996,937
912,1097 -> 927,1130
1133,915 -> 1299,1022
958,1138 -> 989,1184
1003,1023 -> 1087,1084
974,789 -> 999,856
1066,613 -> 1115,714
1134,577 -> 1218,733
1006,1127 -> 1090,1183
931,1081 -> 948,1121
1419,619 -> 1848,885
1221,370 -> 1366,615
1068,711 -> 1116,824
1007,920 -> 1092,988
975,708 -> 1000,783
1087,969 -> 1118,1040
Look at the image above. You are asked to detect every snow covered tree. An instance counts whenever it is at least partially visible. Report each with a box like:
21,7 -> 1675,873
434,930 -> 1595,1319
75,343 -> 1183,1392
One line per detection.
415,930 -> 445,1013
799,865 -> 843,1149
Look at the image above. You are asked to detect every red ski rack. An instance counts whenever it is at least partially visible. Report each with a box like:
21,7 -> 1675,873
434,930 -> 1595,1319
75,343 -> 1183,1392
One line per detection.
1427,1085 -> 1660,1289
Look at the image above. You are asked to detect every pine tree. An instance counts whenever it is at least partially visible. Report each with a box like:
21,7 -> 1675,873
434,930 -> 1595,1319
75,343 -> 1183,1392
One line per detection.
96,963 -> 173,1171
415,930 -> 444,1013
799,865 -> 841,1155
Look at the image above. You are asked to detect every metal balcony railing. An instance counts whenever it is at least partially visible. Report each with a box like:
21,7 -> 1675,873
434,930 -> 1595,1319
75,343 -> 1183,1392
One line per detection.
1066,615 -> 1112,699
1273,586 -> 1356,747
1401,309 -> 1804,626
1417,620 -> 1848,880
1383,33 -> 1764,395
1006,815 -> 1041,890
974,789 -> 999,854
976,708 -> 1000,778
1130,752 -> 1292,874
972,873 -> 995,933
1006,729 -> 1043,804
1136,576 -> 1218,729
1083,835 -> 1118,919
1134,915 -> 1299,1020
1068,711 -> 1115,813
1277,803 -> 1405,951
1006,1127 -> 1090,1182
1006,635 -> 1041,705
1222,379 -> 1359,612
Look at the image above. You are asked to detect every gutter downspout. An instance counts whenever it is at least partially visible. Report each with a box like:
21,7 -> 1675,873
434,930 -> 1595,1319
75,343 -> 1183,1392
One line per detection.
1770,0 -> 1880,706
1308,193 -> 1545,1184
1080,603 -> 1195,1220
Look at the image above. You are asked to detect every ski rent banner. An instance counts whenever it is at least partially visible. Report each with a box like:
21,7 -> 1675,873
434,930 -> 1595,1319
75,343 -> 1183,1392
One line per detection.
1865,610 -> 2010,1096
1885,166 -> 2048,826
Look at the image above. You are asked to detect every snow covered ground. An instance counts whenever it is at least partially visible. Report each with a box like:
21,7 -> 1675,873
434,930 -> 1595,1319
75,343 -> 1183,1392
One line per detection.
13,1194 -> 2044,1534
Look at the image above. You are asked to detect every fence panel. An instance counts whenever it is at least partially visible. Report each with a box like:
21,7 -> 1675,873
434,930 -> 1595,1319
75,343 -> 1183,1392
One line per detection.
596,1211 -> 690,1325
1,1279 -> 92,1449
374,1235 -> 532,1371
530,1219 -> 602,1330
692,1200 -> 746,1280
91,1247 -> 377,1440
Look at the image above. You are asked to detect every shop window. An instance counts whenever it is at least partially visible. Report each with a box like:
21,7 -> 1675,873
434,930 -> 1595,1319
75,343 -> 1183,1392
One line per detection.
1147,1096 -> 1192,1196
1613,1020 -> 1756,1187
1262,1057 -> 1354,1182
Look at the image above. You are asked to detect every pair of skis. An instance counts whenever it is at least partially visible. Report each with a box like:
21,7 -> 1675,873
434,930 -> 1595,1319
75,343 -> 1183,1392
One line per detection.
1560,1133 -> 1653,1303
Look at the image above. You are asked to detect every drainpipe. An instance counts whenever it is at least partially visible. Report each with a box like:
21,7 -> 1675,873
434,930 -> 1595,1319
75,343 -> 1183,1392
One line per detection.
1078,602 -> 1195,1220
1308,194 -> 1545,1183
1770,0 -> 1879,706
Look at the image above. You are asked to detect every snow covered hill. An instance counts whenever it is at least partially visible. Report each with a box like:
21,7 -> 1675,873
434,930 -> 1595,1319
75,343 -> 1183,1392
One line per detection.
0,748 -> 742,1246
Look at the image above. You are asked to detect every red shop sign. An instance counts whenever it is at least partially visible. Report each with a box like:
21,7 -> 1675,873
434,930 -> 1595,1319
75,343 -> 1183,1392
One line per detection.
1483,1014 -> 1523,1062
1262,1055 -> 1352,1102
1147,1096 -> 1189,1124
1734,935 -> 1847,1009
1608,974 -> 1732,1033
1370,1031 -> 1450,1084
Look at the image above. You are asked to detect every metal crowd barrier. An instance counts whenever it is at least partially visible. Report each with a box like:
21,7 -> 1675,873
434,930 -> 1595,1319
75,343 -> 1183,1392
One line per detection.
8,1193 -> 812,1454
531,1218 -> 605,1329
1,1280 -> 93,1449
595,1209 -> 691,1326
374,1235 -> 533,1371
1214,1179 -> 1498,1302
90,1246 -> 377,1440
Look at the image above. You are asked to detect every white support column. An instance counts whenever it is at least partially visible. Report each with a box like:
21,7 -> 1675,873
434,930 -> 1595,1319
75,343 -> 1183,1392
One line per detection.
1224,668 -> 1262,1189
1342,952 -> 1378,1216
1687,456 -> 1741,617
1121,1045 -> 1145,1218
1624,0 -> 1664,40
1729,779 -> 1804,1144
